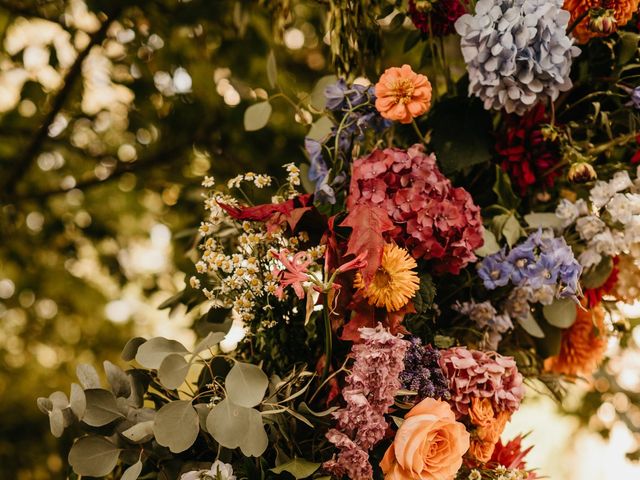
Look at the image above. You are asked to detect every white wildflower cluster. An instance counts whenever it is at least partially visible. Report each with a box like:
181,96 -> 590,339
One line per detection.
555,167 -> 640,269
180,460 -> 236,480
226,172 -> 272,190
454,300 -> 514,350
467,468 -> 528,480
192,169 -> 323,329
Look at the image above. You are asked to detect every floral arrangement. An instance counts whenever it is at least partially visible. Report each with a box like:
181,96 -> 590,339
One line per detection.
38,0 -> 640,478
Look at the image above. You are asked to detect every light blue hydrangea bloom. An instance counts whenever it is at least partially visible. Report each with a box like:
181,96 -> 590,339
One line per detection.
455,0 -> 580,115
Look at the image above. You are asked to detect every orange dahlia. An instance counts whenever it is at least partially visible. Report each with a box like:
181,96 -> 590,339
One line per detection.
374,65 -> 432,124
544,300 -> 608,377
563,0 -> 640,43
354,243 -> 419,312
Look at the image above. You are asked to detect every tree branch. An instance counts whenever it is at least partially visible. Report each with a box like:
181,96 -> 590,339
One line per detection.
0,5 -> 123,198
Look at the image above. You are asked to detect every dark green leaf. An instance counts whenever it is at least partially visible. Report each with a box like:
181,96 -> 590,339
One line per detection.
543,299 -> 577,329
492,165 -> 520,210
271,458 -> 321,479
104,361 -> 131,398
582,256 -> 613,289
403,30 -> 422,52
266,50 -> 278,88
121,337 -> 146,362
68,436 -> 120,477
244,101 -> 272,132
413,273 -> 436,314
83,389 -> 124,427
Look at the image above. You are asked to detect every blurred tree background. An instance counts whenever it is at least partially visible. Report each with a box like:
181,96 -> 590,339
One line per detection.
1,1 -> 640,479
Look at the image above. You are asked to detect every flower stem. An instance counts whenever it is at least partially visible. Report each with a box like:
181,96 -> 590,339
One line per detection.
411,119 -> 427,144
567,10 -> 589,35
322,297 -> 333,381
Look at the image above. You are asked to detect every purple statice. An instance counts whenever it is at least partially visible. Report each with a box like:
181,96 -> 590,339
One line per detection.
305,80 -> 391,204
399,337 -> 450,403
324,325 -> 408,477
477,230 -> 582,304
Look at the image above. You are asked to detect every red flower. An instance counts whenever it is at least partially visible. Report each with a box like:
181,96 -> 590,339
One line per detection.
584,257 -> 619,308
495,104 -> 562,196
490,435 -> 536,478
407,0 -> 467,37
630,135 -> 640,164
347,144 -> 484,275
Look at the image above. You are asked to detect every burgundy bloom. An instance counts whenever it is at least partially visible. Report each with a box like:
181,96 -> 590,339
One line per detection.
407,0 -> 467,37
495,103 -> 562,196
348,144 -> 484,275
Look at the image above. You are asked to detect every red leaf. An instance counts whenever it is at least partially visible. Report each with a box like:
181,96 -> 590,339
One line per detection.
340,204 -> 394,284
218,194 -> 312,231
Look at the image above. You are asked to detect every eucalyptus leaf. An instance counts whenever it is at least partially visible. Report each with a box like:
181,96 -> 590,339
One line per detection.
135,337 -> 189,369
306,116 -> 333,141
543,298 -> 577,329
194,403 -> 211,432
83,389 -> 125,427
474,229 -> 500,257
37,397 -> 53,414
517,312 -> 545,338
493,165 -> 520,210
68,436 -> 120,477
121,460 -> 143,480
153,400 -> 199,453
192,331 -> 226,355
240,408 -> 268,457
158,354 -> 190,390
309,75 -> 337,111
206,398 -> 251,449
582,256 -> 613,289
49,391 -> 69,409
121,337 -> 146,361
69,383 -> 86,419
502,214 -> 523,247
104,361 -> 131,398
244,101 -> 272,132
225,362 -> 268,408
122,421 -> 155,443
49,408 -> 64,438
524,212 -> 562,230
76,364 -> 101,389
412,273 -> 436,314
270,458 -> 320,479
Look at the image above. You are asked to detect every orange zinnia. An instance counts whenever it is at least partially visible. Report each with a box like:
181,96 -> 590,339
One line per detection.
374,64 -> 432,124
563,0 -> 639,43
544,300 -> 608,377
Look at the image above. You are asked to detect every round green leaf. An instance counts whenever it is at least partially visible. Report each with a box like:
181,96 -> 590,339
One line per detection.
76,363 -> 101,389
49,391 -> 69,409
158,354 -> 190,390
524,212 -> 562,230
192,331 -> 226,355
517,312 -> 545,338
49,408 -> 64,438
543,298 -> 578,329
69,383 -> 86,419
37,397 -> 53,414
206,398 -> 251,449
271,458 -> 321,479
122,460 -> 143,480
240,408 -> 268,457
121,337 -> 146,361
474,229 -> 500,257
582,257 -> 614,289
135,337 -> 188,369
153,400 -> 199,453
68,436 -> 120,477
104,361 -> 131,398
225,362 -> 268,408
244,101 -> 272,132
122,420 -> 154,443
83,389 -> 124,427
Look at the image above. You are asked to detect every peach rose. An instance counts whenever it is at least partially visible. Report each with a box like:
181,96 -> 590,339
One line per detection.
469,439 -> 495,463
477,411 -> 511,444
380,398 -> 470,480
374,65 -> 432,124
469,397 -> 494,428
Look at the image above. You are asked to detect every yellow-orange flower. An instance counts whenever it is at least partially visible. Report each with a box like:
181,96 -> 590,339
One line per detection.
374,64 -> 432,124
477,411 -> 511,444
469,439 -> 495,464
563,0 -> 639,43
380,398 -> 470,480
544,300 -> 607,377
354,243 -> 419,312
469,397 -> 494,428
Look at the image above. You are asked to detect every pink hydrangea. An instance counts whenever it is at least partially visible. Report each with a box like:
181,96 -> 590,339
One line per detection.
438,346 -> 525,418
324,325 -> 408,476
347,144 -> 484,274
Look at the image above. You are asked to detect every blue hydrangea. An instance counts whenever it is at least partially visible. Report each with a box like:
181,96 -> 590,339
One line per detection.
304,80 -> 391,204
455,0 -> 580,115
478,230 -> 582,303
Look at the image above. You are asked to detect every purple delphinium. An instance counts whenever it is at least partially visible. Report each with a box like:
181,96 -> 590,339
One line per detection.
624,86 -> 640,110
305,80 -> 391,204
477,229 -> 582,303
399,337 -> 450,403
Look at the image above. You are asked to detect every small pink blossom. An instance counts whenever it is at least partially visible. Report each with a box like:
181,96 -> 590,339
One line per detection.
271,249 -> 312,299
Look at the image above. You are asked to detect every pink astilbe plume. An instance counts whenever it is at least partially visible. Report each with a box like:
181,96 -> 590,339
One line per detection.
324,325 -> 408,477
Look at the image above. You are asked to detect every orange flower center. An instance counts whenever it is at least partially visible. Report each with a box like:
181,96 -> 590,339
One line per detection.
391,79 -> 415,104
372,267 -> 393,289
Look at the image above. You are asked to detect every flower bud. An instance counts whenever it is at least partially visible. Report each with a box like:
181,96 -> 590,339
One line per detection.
413,0 -> 435,12
540,124 -> 559,142
568,162 -> 597,183
588,8 -> 617,35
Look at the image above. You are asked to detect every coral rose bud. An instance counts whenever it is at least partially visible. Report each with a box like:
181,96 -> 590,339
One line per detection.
469,397 -> 494,427
469,439 -> 496,464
